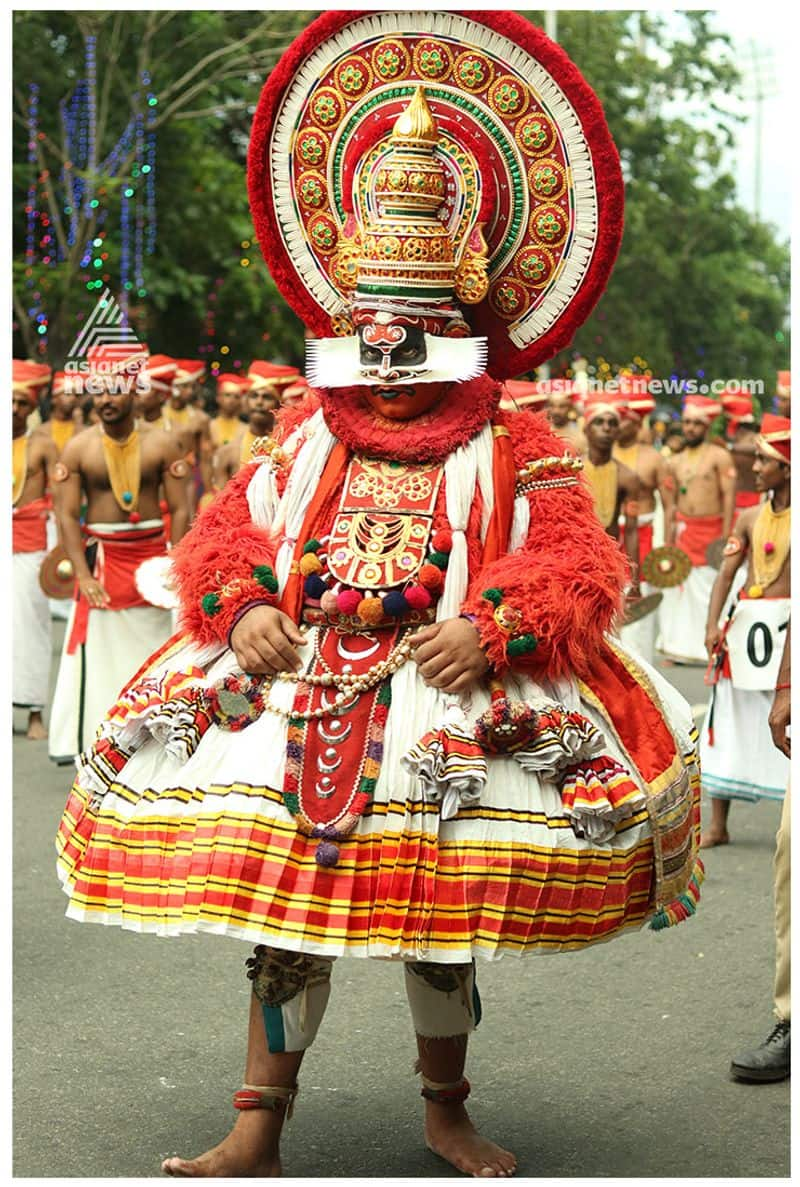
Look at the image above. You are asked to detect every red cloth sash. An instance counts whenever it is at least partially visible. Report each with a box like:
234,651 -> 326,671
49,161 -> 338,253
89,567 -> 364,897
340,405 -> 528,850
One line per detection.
675,511 -> 723,567
12,495 -> 50,553
66,525 -> 167,655
735,490 -> 760,511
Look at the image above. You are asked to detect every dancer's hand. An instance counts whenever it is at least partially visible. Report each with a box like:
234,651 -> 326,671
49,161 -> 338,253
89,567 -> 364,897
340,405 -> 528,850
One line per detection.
79,575 -> 110,608
410,617 -> 489,693
705,624 -> 722,658
230,605 -> 305,675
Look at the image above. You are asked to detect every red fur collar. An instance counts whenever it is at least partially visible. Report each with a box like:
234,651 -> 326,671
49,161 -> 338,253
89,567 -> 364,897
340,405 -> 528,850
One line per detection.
316,376 -> 501,462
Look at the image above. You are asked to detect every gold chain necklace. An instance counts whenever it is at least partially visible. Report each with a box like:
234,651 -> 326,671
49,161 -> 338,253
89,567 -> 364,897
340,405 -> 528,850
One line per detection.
12,433 -> 28,506
749,500 -> 791,597
100,427 -> 141,514
583,458 -> 618,528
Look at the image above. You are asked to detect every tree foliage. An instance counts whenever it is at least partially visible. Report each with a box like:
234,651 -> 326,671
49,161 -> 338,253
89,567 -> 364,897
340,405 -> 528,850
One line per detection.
13,10 -> 789,394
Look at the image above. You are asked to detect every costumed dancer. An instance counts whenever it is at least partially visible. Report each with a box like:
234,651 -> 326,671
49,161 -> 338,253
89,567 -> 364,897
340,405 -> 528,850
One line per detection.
613,378 -> 673,663
580,394 -> 642,590
48,347 -> 192,764
12,362 -> 58,739
722,388 -> 761,517
657,394 -> 736,663
55,14 -> 703,1178
699,413 -> 790,846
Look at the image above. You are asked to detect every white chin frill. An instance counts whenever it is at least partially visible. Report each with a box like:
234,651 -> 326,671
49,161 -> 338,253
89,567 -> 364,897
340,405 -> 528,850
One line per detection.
304,334 -> 488,389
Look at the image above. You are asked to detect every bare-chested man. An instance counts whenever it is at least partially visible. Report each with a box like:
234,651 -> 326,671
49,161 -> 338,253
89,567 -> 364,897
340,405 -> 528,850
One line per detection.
546,384 -> 586,454
212,380 -> 278,491
12,366 -> 58,739
699,414 -> 790,846
210,373 -> 248,450
722,391 -> 761,516
49,366 -> 191,763
657,394 -> 736,664
41,372 -> 86,454
580,395 -> 641,598
164,359 -> 213,495
613,387 -> 674,662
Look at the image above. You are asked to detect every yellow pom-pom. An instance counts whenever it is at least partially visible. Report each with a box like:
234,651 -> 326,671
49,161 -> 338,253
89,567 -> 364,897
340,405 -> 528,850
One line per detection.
357,596 -> 384,625
748,584 -> 764,600
298,553 -> 323,577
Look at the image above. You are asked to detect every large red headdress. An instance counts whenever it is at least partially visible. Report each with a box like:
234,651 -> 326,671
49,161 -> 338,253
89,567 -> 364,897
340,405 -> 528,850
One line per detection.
248,10 -> 623,386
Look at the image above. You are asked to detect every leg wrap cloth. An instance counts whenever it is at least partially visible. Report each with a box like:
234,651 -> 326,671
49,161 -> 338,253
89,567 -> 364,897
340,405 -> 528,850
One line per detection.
403,960 -> 481,1037
246,946 -> 334,1053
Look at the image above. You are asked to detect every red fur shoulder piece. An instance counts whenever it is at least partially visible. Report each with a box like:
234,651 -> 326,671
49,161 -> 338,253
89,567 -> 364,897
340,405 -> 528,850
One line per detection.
273,393 -> 322,446
318,375 -> 501,463
462,408 -> 627,681
171,462 -> 278,647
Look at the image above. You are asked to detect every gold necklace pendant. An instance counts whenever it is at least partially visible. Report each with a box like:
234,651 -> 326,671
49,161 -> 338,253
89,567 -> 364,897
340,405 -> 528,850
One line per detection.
750,500 -> 791,596
101,427 -> 142,514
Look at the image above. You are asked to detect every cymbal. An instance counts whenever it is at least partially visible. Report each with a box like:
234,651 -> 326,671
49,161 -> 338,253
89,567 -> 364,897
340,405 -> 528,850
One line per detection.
622,591 -> 663,625
641,545 -> 692,588
38,545 -> 75,600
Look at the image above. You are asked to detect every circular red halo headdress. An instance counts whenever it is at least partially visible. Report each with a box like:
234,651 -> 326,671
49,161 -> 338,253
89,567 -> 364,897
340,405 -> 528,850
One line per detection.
248,9 -> 623,384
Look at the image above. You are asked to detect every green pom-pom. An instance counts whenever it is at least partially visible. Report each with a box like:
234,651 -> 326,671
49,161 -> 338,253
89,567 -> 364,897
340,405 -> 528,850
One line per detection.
283,792 -> 299,815
427,550 -> 450,570
481,587 -> 503,606
302,539 -> 322,555
359,776 -> 377,796
507,633 -> 538,657
253,565 -> 279,593
201,592 -> 221,617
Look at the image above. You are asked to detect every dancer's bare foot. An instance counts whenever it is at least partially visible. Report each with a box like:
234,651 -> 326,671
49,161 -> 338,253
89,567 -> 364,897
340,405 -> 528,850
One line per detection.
26,713 -> 47,740
161,1110 -> 283,1177
425,1102 -> 517,1177
699,830 -> 730,849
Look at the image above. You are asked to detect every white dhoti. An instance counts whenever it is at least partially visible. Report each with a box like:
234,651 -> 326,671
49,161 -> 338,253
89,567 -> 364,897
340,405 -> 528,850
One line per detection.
656,566 -> 716,664
48,601 -> 173,763
12,550 -> 52,709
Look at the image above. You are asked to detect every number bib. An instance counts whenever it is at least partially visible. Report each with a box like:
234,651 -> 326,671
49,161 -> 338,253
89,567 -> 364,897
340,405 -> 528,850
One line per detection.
726,597 -> 790,691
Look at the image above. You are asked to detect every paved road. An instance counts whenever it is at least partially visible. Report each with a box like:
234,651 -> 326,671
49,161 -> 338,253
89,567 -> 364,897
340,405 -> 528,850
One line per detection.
13,624 -> 789,1177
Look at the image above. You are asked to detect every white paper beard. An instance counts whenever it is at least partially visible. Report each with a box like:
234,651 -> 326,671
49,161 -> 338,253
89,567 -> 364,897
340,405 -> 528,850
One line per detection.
305,334 -> 488,389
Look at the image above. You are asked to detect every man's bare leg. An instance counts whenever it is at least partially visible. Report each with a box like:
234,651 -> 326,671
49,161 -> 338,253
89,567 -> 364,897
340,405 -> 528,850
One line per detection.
26,710 -> 47,740
161,994 -> 303,1177
700,796 -> 731,848
418,1034 -> 517,1178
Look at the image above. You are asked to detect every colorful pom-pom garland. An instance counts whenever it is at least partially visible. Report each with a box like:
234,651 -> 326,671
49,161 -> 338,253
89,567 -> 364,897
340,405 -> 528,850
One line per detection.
201,565 -> 280,618
298,533 -> 451,625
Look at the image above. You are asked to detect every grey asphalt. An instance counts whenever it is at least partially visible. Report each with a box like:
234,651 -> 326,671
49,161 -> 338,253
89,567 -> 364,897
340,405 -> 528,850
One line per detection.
13,623 -> 789,1178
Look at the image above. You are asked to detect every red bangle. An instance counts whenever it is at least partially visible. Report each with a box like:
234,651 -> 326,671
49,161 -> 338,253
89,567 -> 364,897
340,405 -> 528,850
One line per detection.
775,683 -> 791,692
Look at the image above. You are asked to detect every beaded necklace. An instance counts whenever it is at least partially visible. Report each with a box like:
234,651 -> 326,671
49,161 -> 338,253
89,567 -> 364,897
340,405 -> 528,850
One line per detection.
749,499 -> 791,597
100,426 -> 141,515
12,433 -> 28,506
582,458 -> 618,529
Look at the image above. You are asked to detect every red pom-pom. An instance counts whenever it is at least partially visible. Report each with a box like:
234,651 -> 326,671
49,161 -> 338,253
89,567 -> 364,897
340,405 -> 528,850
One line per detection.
128,511 -> 141,524
405,585 -> 433,610
357,596 -> 385,625
432,529 -> 453,553
418,563 -> 445,592
336,588 -> 361,615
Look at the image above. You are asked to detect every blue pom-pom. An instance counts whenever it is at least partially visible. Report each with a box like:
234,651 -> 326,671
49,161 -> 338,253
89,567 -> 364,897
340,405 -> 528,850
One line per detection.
304,574 -> 328,600
315,841 -> 339,868
382,590 -> 409,617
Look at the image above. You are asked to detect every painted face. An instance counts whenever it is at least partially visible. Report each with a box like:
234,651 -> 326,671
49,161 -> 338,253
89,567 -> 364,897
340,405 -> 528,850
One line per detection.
753,448 -> 789,492
361,380 -> 451,421
358,324 -> 428,383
